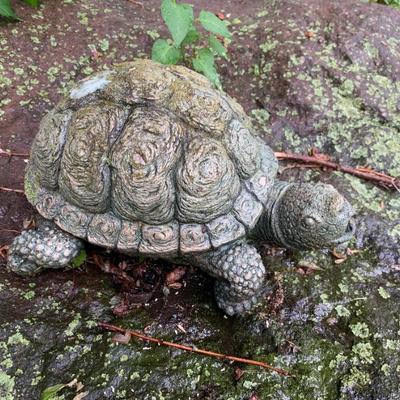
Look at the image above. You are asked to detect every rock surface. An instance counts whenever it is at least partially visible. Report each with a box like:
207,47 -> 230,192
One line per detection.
0,0 -> 399,399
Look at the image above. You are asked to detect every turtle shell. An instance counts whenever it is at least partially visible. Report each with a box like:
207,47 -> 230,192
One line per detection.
25,59 -> 278,256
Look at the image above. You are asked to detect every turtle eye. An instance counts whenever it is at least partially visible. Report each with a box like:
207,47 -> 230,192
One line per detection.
304,216 -> 316,227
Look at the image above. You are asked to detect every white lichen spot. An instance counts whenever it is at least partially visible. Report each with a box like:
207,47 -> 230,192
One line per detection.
335,304 -> 351,317
99,39 -> 109,52
47,66 -> 60,83
14,68 -> 24,76
50,35 -> 57,47
378,286 -> 391,299
77,12 -> 89,25
70,71 -> 112,99
7,332 -> 29,346
0,372 -> 15,400
65,313 -> 81,337
381,364 -> 390,376
350,322 -> 370,339
23,290 -> 35,300
82,66 -> 94,76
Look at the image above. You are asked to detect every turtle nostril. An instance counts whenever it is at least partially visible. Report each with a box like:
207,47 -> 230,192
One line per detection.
343,218 -> 356,235
347,218 -> 356,234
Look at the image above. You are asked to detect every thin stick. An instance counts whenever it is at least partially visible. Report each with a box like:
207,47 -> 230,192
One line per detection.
98,322 -> 292,377
0,186 -> 24,194
0,148 -> 29,158
0,229 -> 19,233
127,0 -> 144,8
275,151 -> 400,191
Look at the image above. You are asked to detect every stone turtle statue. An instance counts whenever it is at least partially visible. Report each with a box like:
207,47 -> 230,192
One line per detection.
7,59 -> 355,315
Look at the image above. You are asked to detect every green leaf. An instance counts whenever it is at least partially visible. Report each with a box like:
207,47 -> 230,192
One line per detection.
0,0 -> 18,19
181,28 -> 200,45
161,0 -> 194,46
40,384 -> 67,400
152,39 -> 183,65
23,0 -> 40,7
208,35 -> 228,60
199,10 -> 231,38
192,48 -> 222,90
71,249 -> 87,268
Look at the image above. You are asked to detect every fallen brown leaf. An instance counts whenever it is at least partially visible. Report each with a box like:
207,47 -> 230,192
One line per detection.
22,218 -> 35,230
112,332 -> 131,344
234,366 -> 244,381
304,31 -> 315,39
73,392 -> 89,400
297,260 -> 323,271
0,245 -> 9,259
331,249 -> 347,260
90,49 -> 102,59
168,282 -> 182,290
166,266 -> 186,286
346,248 -> 361,256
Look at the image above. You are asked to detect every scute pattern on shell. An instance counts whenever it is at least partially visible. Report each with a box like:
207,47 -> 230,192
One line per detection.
27,59 -> 279,254
244,140 -> 278,204
35,189 -> 64,220
59,102 -> 130,213
117,221 -> 141,253
169,85 -> 232,137
30,109 -> 72,189
101,60 -> 176,105
87,213 -> 122,248
176,137 -> 240,223
180,223 -> 211,254
55,203 -> 93,239
139,222 -> 180,255
233,189 -> 264,230
225,120 -> 261,178
111,108 -> 183,224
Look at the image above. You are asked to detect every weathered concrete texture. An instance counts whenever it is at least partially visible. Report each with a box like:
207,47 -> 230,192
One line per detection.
1,0 -> 400,399
246,0 -> 400,266
251,0 -> 400,173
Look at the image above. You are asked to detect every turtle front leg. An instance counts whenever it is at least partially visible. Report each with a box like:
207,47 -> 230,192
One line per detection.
7,221 -> 84,276
194,240 -> 266,316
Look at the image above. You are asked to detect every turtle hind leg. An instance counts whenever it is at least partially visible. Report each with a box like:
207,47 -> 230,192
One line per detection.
195,240 -> 267,316
7,222 -> 84,276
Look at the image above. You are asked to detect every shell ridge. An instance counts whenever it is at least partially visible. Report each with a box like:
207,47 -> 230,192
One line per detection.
30,110 -> 73,190
110,106 -> 182,224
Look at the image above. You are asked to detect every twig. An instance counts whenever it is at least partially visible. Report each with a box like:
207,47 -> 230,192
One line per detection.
0,186 -> 24,194
127,0 -> 144,8
0,148 -> 29,158
98,322 -> 292,377
0,229 -> 19,233
280,163 -> 319,173
275,151 -> 400,191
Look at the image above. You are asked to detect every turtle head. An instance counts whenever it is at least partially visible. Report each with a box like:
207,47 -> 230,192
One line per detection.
271,182 -> 355,250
